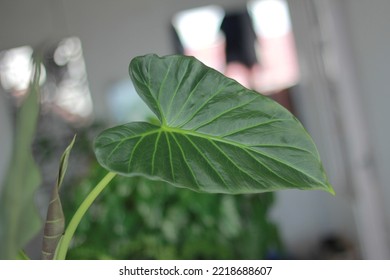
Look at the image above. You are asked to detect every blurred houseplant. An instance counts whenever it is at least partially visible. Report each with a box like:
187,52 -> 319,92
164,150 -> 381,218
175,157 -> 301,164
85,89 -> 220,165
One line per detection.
63,163 -> 282,259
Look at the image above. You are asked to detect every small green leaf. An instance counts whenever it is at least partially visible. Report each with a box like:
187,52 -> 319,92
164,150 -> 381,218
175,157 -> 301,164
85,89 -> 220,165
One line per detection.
94,54 -> 333,194
17,250 -> 30,260
0,58 -> 42,259
42,135 -> 76,260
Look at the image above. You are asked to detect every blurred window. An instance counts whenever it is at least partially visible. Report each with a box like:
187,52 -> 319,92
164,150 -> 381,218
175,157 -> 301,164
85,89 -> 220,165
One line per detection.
171,0 -> 299,105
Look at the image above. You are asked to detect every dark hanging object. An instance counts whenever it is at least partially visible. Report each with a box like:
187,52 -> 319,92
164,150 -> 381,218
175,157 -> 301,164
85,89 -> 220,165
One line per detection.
220,9 -> 259,68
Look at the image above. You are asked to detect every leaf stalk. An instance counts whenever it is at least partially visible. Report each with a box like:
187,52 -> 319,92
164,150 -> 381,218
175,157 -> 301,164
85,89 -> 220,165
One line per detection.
55,171 -> 117,260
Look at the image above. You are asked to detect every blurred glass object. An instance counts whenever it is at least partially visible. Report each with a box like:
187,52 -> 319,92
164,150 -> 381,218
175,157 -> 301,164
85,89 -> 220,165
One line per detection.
0,37 -> 93,125
0,46 -> 46,103
172,5 -> 225,50
172,1 -> 300,95
46,37 -> 93,124
248,0 -> 291,38
248,0 -> 299,92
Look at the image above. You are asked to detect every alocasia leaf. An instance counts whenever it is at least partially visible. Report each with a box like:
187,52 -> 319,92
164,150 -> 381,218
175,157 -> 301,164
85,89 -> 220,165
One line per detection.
94,54 -> 333,194
0,58 -> 42,259
42,135 -> 76,260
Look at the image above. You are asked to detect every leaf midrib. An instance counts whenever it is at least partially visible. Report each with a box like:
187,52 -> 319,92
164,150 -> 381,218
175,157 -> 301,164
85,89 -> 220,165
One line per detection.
101,123 -> 326,188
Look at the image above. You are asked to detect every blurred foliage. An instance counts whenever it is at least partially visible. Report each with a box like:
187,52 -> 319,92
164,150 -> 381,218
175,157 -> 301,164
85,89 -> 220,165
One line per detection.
62,161 -> 284,260
0,60 -> 42,259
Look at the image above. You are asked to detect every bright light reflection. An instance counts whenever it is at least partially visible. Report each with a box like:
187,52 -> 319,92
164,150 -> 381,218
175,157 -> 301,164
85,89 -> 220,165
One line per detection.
52,37 -> 93,121
0,46 -> 46,92
172,5 -> 225,50
56,81 -> 93,119
248,0 -> 291,38
54,37 -> 82,66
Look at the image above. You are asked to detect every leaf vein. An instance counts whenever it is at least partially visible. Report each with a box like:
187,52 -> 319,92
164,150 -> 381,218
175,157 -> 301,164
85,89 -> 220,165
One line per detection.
244,149 -> 304,188
105,129 -> 159,161
168,127 -> 324,186
209,141 -> 257,186
251,144 -> 318,159
210,136 -> 315,188
246,147 -> 322,185
183,135 -> 229,189
127,135 -> 147,173
220,119 -> 288,138
151,131 -> 162,175
191,95 -> 258,131
170,133 -> 200,189
165,132 -> 175,181
166,57 -> 189,118
158,60 -> 174,103
176,82 -> 234,127
169,69 -> 211,125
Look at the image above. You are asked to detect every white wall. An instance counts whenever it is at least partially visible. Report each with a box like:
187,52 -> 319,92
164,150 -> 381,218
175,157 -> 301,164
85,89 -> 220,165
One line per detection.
342,0 -> 390,232
341,0 -> 390,257
271,0 -> 360,257
286,0 -> 390,258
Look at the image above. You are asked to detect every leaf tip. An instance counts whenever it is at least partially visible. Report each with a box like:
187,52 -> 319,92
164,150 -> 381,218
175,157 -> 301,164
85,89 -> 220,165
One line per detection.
327,185 -> 336,196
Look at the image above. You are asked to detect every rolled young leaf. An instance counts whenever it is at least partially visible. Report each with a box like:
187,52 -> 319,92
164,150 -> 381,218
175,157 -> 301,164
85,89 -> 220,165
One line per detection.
94,54 -> 333,194
42,135 -> 76,260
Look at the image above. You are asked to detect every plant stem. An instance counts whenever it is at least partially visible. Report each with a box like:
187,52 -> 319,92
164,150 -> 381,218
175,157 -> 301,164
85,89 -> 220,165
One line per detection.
55,171 -> 117,260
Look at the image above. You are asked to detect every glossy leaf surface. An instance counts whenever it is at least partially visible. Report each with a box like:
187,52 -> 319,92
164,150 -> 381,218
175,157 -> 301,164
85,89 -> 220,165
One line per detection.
94,54 -> 333,194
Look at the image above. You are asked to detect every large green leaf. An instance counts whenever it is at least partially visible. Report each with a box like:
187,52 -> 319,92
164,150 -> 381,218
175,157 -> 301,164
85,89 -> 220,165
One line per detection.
0,59 -> 42,259
94,54 -> 333,194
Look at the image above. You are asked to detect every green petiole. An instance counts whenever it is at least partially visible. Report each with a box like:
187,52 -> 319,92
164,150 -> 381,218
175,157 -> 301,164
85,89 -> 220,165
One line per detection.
55,171 -> 117,260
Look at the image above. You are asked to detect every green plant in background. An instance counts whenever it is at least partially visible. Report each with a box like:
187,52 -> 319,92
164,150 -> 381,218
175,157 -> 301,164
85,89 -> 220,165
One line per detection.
0,54 -> 333,260
62,164 -> 283,259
